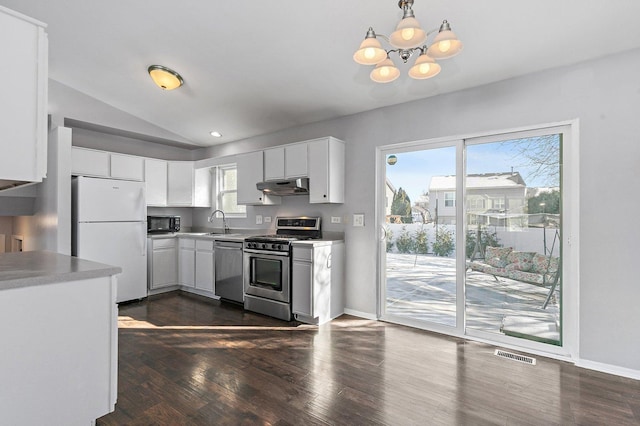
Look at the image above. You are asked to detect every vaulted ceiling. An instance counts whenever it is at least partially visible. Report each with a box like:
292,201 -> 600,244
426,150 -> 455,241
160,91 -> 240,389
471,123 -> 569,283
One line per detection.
4,1 -> 640,147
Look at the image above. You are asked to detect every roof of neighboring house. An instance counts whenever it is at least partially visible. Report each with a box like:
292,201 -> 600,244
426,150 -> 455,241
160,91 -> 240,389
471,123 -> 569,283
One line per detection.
429,172 -> 527,190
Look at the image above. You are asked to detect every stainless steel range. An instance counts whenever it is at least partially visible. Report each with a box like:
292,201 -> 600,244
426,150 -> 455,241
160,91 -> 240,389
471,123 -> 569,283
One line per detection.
243,217 -> 321,321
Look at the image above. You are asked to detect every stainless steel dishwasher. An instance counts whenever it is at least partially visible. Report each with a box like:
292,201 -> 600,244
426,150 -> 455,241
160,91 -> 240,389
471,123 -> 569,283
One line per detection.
214,240 -> 244,303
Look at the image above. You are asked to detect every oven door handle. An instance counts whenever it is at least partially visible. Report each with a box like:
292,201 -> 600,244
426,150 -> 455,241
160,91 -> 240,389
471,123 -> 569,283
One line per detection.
243,249 -> 290,257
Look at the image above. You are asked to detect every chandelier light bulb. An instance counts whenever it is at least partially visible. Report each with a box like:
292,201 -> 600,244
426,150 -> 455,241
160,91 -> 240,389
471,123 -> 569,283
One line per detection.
401,27 -> 415,42
370,57 -> 400,83
438,39 -> 451,53
353,29 -> 387,65
390,16 -> 426,49
408,50 -> 441,80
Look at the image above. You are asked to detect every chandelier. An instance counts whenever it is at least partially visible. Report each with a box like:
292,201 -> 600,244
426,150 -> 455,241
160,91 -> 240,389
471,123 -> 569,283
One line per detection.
353,0 -> 462,83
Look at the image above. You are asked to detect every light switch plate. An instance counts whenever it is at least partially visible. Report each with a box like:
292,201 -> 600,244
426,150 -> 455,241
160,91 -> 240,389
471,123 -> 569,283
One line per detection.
331,216 -> 341,224
264,216 -> 272,223
256,215 -> 263,225
353,213 -> 365,227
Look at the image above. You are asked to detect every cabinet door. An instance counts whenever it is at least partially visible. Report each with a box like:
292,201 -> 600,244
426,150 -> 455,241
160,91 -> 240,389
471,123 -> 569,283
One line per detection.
292,259 -> 313,317
195,249 -> 215,293
308,138 -> 345,204
110,153 -> 144,181
179,247 -> 195,288
71,147 -> 110,177
0,8 -> 47,183
151,245 -> 178,289
144,158 -> 168,206
167,161 -> 194,206
194,167 -> 212,208
236,151 -> 281,205
285,143 -> 308,178
263,147 -> 285,181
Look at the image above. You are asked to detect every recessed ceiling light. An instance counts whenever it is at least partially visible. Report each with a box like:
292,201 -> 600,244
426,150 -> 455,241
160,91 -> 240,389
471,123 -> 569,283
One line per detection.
210,131 -> 222,138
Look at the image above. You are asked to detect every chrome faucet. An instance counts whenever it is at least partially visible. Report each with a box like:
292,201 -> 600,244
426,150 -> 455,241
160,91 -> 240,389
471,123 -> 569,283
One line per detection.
208,209 -> 229,234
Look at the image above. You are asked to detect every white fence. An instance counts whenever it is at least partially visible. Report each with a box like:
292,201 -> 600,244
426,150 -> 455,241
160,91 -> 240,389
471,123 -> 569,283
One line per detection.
386,223 -> 560,257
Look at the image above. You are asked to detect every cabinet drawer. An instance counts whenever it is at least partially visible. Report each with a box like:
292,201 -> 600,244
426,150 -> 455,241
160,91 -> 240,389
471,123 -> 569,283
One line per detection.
179,238 -> 196,249
196,240 -> 214,251
292,246 -> 313,262
153,238 -> 177,249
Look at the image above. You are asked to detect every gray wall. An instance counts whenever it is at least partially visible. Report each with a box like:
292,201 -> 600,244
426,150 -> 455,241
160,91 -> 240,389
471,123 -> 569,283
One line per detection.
193,48 -> 640,372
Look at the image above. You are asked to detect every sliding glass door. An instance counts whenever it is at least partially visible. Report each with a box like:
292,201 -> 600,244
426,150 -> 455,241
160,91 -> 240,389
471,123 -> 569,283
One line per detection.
378,124 -> 573,354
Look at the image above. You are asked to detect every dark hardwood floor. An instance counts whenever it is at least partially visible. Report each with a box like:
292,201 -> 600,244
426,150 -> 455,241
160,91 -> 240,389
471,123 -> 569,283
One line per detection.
97,292 -> 640,425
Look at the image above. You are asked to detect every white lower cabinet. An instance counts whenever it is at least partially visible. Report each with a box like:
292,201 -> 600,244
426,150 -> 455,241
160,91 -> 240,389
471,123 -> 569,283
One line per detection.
148,237 -> 178,291
195,240 -> 215,294
179,238 -> 195,288
291,242 -> 344,324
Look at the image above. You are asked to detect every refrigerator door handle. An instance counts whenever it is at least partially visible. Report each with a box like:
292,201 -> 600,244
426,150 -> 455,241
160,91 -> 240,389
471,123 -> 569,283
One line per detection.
142,221 -> 147,256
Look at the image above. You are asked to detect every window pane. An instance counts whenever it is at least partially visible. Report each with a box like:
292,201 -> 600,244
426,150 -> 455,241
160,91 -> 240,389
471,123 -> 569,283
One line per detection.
221,167 -> 237,190
221,192 -> 244,214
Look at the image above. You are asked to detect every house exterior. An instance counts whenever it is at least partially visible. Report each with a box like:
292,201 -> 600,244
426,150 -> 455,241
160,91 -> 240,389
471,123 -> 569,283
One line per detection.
428,172 -> 527,227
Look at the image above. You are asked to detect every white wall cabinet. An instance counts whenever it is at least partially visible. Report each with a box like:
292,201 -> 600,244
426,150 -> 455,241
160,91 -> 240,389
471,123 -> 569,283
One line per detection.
236,151 -> 281,205
308,137 -> 345,204
0,6 -> 48,186
167,161 -> 194,206
147,237 -> 178,290
195,239 -> 215,294
110,153 -> 144,181
144,158 -> 168,206
71,147 -> 110,178
263,143 -> 308,181
179,238 -> 195,289
291,242 -> 344,324
71,147 -> 144,182
194,167 -> 212,208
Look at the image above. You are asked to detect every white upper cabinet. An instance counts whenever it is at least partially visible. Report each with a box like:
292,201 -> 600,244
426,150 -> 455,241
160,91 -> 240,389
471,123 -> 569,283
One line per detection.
71,147 -> 144,182
71,147 -> 110,178
0,6 -> 48,184
237,151 -> 281,205
144,158 -> 168,206
308,137 -> 345,204
167,161 -> 194,206
263,147 -> 285,181
263,143 -> 308,181
193,167 -> 212,208
110,153 -> 144,181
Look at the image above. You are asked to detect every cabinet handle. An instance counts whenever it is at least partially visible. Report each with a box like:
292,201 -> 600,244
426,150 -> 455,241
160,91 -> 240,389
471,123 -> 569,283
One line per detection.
323,194 -> 327,198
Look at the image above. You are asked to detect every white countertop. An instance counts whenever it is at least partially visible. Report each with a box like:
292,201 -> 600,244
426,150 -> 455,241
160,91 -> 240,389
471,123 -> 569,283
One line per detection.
149,232 -> 344,245
0,251 -> 122,291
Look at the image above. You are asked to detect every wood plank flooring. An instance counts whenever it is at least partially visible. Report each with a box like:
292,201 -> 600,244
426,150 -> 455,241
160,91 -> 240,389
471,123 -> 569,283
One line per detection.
97,292 -> 640,425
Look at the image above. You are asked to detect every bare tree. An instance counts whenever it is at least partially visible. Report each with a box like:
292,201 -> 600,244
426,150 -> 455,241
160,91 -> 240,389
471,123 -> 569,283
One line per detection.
500,135 -> 560,186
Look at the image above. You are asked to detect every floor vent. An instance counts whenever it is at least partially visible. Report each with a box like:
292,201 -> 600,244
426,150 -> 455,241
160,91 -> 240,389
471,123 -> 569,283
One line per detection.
494,349 -> 537,365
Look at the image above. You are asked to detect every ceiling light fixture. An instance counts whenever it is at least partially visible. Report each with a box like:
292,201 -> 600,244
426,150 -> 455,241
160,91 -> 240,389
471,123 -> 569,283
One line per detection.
148,65 -> 184,90
210,131 -> 222,138
354,0 -> 462,83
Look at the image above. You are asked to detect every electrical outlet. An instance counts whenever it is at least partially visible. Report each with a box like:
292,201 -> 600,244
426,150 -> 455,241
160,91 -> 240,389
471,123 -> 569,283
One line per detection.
353,213 -> 365,227
256,215 -> 263,225
264,216 -> 272,223
331,216 -> 341,224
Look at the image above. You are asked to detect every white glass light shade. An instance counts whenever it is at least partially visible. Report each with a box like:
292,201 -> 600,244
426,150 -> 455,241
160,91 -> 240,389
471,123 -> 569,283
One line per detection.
408,53 -> 441,79
353,37 -> 387,65
426,30 -> 463,59
148,65 -> 184,90
389,16 -> 426,49
370,58 -> 400,83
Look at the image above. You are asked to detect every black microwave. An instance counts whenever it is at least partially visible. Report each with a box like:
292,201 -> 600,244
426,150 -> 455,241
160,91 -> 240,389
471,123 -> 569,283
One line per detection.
147,215 -> 180,233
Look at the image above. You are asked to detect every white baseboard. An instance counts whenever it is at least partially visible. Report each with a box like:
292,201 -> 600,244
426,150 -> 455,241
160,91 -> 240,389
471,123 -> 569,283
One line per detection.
575,359 -> 640,380
343,308 -> 377,320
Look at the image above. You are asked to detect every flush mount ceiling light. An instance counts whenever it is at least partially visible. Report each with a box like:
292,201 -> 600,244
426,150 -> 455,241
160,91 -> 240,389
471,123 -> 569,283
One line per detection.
353,0 -> 462,83
148,65 -> 184,90
210,131 -> 222,138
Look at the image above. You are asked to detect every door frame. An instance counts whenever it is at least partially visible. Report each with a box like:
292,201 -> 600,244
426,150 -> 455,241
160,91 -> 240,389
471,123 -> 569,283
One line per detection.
375,120 -> 579,362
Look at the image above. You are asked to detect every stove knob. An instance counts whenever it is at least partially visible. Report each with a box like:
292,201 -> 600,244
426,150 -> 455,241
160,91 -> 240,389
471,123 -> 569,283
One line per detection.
260,243 -> 267,250
272,244 -> 279,250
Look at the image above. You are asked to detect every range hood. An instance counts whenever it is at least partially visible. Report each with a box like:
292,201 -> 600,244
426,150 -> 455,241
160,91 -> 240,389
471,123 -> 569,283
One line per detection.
256,178 -> 309,195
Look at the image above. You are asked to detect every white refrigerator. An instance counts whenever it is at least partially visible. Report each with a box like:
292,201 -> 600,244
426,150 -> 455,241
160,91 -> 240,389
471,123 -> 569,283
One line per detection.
72,176 -> 147,303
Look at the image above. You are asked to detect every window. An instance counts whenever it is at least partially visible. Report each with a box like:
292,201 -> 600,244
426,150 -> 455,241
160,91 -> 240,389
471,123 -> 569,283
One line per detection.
445,191 -> 456,207
214,164 -> 246,217
468,197 -> 485,210
491,197 -> 505,210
